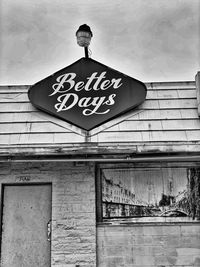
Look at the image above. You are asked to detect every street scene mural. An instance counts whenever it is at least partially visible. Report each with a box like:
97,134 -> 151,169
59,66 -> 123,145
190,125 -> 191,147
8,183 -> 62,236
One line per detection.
101,167 -> 200,219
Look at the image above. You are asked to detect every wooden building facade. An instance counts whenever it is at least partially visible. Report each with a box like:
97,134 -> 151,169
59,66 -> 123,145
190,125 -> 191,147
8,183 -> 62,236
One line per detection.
0,72 -> 200,266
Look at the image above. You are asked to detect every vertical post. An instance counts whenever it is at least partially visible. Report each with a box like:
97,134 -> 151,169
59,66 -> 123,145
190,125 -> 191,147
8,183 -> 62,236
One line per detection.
195,72 -> 200,115
84,47 -> 89,58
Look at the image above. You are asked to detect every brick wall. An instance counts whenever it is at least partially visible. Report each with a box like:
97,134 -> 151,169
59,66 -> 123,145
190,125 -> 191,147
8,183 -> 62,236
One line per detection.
0,162 -> 96,267
97,224 -> 200,267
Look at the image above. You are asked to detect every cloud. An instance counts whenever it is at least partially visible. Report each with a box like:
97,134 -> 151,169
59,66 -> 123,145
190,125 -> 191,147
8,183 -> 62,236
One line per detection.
0,0 -> 199,84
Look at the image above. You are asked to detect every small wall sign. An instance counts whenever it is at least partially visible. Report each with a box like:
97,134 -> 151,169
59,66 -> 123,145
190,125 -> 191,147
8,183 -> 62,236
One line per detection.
16,176 -> 31,182
28,58 -> 147,131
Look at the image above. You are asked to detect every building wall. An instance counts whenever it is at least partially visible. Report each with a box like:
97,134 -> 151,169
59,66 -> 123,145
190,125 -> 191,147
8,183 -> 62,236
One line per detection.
1,81 -> 200,152
0,162 -> 96,267
0,80 -> 200,266
0,161 -> 200,267
97,224 -> 200,267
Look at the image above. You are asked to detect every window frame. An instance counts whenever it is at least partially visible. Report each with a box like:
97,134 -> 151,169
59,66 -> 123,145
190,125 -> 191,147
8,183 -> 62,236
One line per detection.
96,161 -> 200,224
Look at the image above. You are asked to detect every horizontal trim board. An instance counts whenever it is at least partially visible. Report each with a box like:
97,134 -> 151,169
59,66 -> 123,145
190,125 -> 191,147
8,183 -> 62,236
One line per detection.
1,143 -> 200,157
1,155 -> 200,163
1,129 -> 200,135
0,141 -> 199,148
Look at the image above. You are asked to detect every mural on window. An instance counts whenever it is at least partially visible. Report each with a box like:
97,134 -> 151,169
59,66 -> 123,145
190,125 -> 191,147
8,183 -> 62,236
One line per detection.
101,167 -> 200,219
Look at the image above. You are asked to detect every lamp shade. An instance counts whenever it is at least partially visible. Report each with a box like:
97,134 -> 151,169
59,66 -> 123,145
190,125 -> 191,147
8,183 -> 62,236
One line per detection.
76,24 -> 93,47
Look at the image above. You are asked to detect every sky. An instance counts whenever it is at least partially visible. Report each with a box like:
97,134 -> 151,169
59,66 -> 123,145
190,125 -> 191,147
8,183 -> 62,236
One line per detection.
0,0 -> 199,85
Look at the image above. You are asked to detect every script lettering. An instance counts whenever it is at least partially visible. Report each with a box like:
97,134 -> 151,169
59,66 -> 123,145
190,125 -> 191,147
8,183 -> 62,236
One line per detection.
50,71 -> 122,116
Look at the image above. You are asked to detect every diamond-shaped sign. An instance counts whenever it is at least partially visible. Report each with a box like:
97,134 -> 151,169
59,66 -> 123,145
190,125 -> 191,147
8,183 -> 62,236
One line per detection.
28,58 -> 146,131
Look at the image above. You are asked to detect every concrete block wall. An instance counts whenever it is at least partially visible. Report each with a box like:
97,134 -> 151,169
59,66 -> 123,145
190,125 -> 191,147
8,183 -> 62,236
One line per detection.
97,224 -> 200,267
0,162 -> 96,267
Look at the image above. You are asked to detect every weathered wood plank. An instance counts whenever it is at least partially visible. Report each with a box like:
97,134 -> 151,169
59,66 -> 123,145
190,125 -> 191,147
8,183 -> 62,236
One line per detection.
186,130 -> 200,141
158,99 -> 197,109
147,90 -> 177,99
0,86 -> 29,93
0,93 -> 29,102
105,119 -> 200,132
53,133 -> 85,143
128,110 -> 182,120
146,82 -> 195,90
162,119 -> 200,130
177,90 -> 197,99
0,103 -> 36,112
138,99 -> 197,109
180,109 -> 199,119
0,132 -> 85,145
95,130 -> 189,142
137,143 -> 200,153
95,131 -> 143,142
106,120 -> 163,131
146,89 -> 197,99
0,112 -> 46,123
0,133 -> 54,145
0,122 -> 72,134
128,109 -> 198,121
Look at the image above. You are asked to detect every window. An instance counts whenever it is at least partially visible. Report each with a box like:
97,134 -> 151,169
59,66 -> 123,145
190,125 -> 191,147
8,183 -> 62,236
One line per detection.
96,163 -> 200,223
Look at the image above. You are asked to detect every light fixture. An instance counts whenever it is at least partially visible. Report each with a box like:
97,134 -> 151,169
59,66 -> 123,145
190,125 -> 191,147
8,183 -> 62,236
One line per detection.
76,24 -> 93,58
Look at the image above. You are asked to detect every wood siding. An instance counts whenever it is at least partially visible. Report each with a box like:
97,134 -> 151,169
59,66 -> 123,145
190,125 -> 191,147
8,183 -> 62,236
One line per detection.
91,82 -> 200,143
0,82 -> 200,152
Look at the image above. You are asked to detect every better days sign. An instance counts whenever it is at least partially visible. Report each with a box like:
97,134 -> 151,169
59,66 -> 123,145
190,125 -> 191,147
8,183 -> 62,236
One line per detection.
28,58 -> 147,131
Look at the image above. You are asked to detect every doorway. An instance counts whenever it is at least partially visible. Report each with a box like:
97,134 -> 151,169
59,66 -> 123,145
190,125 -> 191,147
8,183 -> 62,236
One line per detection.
1,184 -> 52,267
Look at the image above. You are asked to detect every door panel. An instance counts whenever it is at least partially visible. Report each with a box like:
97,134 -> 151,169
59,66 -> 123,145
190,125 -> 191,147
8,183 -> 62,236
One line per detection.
1,184 -> 51,267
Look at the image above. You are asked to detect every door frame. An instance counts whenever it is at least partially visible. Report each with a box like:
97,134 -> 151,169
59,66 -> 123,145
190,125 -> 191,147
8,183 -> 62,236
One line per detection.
0,182 -> 52,263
